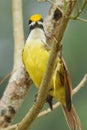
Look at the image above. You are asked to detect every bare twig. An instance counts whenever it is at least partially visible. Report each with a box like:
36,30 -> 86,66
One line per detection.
38,102 -> 60,118
0,72 -> 12,86
72,74 -> 87,94
1,125 -> 17,130
76,17 -> 87,22
71,0 -> 87,21
40,0 -> 63,13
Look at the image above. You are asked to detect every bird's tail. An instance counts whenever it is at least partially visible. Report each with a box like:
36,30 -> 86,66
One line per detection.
62,104 -> 82,130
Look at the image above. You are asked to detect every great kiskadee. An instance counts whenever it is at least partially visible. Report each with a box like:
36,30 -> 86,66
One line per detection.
22,14 -> 81,130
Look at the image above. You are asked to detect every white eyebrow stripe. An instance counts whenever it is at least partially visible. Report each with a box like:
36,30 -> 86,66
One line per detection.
38,21 -> 43,25
29,21 -> 43,27
29,21 -> 35,26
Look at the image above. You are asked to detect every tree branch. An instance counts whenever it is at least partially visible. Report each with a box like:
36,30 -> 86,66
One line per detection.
0,72 -> 11,87
12,0 -> 24,70
0,0 -> 32,128
43,0 -> 76,44
1,74 -> 87,130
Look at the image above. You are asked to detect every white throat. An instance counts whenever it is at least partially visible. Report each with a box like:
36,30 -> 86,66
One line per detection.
26,28 -> 46,44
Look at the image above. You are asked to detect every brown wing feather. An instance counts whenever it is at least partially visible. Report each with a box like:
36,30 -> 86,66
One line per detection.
62,105 -> 82,130
58,58 -> 72,111
64,65 -> 72,111
61,58 -> 82,130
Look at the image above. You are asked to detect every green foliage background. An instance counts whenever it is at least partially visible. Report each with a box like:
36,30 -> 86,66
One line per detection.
0,0 -> 87,130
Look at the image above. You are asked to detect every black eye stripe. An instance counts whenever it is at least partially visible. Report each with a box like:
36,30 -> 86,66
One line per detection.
39,18 -> 43,22
28,18 -> 43,25
28,20 -> 32,25
30,23 -> 44,30
28,19 -> 44,34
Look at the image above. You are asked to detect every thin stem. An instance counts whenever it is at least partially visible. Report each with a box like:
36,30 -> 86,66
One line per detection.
77,17 -> 87,22
75,0 -> 79,13
71,0 -> 87,19
0,72 -> 11,86
63,0 -> 67,13
38,0 -> 63,14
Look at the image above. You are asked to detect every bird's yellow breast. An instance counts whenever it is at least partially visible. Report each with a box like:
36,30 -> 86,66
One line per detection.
22,39 -> 65,103
23,39 -> 49,87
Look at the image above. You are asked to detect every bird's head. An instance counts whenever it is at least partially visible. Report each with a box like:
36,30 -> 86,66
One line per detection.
27,14 -> 46,43
28,14 -> 44,32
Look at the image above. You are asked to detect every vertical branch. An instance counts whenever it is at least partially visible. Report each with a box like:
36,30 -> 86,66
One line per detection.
0,0 -> 32,129
12,0 -> 24,70
44,0 -> 76,43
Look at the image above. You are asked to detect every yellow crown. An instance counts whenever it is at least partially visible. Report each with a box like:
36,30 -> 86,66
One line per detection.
30,14 -> 42,22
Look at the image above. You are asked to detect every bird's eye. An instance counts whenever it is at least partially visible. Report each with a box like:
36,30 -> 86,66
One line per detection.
39,18 -> 43,22
28,20 -> 32,25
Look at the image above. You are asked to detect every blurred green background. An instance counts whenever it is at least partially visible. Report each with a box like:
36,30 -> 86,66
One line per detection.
0,0 -> 87,130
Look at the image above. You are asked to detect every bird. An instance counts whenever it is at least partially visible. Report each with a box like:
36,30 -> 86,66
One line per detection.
22,14 -> 81,130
